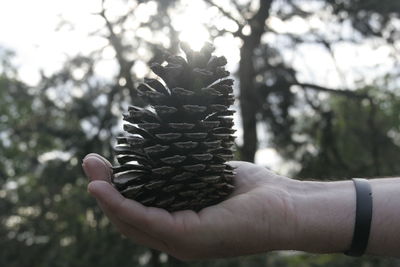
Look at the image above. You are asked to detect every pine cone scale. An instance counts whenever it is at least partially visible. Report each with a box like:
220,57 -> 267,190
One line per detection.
113,43 -> 236,212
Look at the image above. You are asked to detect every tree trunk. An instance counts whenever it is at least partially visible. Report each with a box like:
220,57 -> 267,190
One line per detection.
238,0 -> 273,162
239,43 -> 258,162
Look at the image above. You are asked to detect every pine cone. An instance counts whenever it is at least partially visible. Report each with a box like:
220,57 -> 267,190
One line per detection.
112,42 -> 236,212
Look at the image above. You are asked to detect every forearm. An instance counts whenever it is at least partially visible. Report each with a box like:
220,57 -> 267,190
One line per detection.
367,178 -> 400,257
289,178 -> 400,257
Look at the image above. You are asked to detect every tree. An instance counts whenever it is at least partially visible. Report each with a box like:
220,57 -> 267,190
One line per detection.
0,50 -> 153,267
295,83 -> 400,178
202,0 -> 400,163
2,0 -> 400,266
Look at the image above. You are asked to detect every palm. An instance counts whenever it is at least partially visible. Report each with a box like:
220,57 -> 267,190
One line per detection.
164,161 -> 294,258
84,155 -> 295,260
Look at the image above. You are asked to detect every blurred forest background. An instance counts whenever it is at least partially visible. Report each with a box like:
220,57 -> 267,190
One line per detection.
1,0 -> 400,266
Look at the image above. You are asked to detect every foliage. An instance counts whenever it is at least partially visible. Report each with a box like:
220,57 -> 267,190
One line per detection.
1,0 -> 400,266
268,252 -> 400,267
296,86 -> 400,179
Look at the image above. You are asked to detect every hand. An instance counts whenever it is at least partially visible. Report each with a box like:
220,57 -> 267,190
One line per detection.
82,153 -> 299,260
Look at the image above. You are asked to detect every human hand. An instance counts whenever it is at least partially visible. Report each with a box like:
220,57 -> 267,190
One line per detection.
82,153 -> 299,260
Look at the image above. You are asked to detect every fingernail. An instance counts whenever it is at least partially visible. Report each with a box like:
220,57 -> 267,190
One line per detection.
82,162 -> 91,179
87,182 -> 95,195
82,156 -> 111,181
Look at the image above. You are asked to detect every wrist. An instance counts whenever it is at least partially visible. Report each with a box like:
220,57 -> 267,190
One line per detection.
289,179 -> 356,253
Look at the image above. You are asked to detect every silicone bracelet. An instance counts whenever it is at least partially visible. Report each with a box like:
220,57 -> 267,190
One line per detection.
345,178 -> 373,257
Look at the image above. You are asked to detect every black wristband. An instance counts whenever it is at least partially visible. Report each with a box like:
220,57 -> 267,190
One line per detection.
345,178 -> 373,257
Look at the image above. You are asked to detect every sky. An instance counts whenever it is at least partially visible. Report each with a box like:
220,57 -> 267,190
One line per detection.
0,0 -> 398,172
0,0 -> 105,84
1,0 -> 396,87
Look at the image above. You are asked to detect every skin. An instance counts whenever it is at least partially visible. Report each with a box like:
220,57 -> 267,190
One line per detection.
82,153 -> 400,260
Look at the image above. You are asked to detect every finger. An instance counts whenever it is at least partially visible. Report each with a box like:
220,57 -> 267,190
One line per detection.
88,180 -> 175,239
97,200 -> 170,252
82,153 -> 113,182
227,160 -> 276,196
225,161 -> 253,196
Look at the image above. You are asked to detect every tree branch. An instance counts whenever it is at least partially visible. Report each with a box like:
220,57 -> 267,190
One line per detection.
203,0 -> 244,36
249,0 -> 273,41
96,1 -> 137,97
366,98 -> 381,175
292,82 -> 370,99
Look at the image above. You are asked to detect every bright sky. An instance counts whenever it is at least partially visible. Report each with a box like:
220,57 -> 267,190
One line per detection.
1,0 -> 398,172
0,0 -> 105,84
1,0 -> 396,87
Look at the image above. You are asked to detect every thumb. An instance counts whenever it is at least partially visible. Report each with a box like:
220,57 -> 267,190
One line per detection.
82,153 -> 113,182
